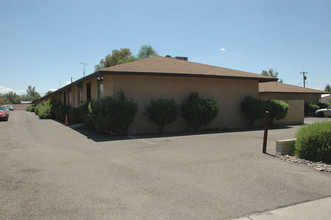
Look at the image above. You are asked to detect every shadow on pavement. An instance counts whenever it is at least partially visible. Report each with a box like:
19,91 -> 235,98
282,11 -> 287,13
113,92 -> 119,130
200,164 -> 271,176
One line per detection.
63,120 -> 294,143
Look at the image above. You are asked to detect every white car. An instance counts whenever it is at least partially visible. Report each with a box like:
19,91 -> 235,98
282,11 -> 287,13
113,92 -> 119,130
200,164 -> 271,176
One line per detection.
315,106 -> 331,117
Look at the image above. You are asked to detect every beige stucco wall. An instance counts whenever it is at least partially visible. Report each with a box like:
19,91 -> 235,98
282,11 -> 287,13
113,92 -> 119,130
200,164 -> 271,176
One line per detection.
79,78 -> 98,104
274,100 -> 304,126
260,93 -> 321,104
255,100 -> 304,127
107,75 -> 259,134
103,75 -> 114,97
70,84 -> 77,108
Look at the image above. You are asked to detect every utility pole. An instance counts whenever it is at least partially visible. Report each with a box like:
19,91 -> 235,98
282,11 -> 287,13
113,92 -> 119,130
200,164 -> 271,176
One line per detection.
300,71 -> 308,88
80,62 -> 88,76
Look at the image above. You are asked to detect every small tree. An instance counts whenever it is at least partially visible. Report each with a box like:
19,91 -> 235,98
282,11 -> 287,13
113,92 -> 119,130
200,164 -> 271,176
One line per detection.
181,93 -> 219,131
240,96 -> 265,126
325,84 -> 331,92
146,98 -> 178,133
23,85 -> 41,101
265,99 -> 289,126
4,91 -> 21,104
261,68 -> 283,83
95,48 -> 137,71
138,45 -> 158,59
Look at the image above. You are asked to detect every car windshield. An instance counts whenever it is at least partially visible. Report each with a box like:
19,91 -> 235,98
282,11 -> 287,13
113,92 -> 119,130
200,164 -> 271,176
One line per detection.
0,107 -> 6,111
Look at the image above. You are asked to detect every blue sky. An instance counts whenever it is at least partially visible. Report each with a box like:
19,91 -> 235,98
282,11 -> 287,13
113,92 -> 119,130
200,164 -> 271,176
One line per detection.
1,0 -> 330,95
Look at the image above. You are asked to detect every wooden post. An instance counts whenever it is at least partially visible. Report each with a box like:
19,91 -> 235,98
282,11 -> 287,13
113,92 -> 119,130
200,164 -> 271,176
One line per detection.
65,113 -> 68,126
262,111 -> 269,154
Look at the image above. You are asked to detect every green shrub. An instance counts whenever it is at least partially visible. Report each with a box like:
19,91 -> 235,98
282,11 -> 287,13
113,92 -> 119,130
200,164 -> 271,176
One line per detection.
240,96 -> 265,126
55,106 -> 69,122
26,105 -> 34,112
318,102 -> 331,109
181,93 -> 219,131
305,103 -> 319,115
146,98 -> 179,133
50,98 -> 62,119
87,98 -> 113,133
37,100 -> 52,119
68,107 -> 84,124
111,91 -> 138,135
87,91 -> 138,135
265,99 -> 289,126
294,121 -> 331,163
34,104 -> 41,115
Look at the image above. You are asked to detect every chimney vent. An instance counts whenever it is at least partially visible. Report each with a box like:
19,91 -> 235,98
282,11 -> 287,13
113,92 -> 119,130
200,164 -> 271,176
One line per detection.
175,56 -> 188,61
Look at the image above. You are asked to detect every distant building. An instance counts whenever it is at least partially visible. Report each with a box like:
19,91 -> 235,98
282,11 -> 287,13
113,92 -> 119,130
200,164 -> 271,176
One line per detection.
320,94 -> 331,103
21,101 -> 32,104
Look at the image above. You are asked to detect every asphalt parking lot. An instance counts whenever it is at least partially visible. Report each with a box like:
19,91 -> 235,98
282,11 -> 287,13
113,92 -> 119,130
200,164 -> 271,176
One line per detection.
0,111 -> 330,219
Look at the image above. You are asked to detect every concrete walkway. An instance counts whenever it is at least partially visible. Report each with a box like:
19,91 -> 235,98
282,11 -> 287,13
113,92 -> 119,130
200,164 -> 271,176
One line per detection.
235,196 -> 331,220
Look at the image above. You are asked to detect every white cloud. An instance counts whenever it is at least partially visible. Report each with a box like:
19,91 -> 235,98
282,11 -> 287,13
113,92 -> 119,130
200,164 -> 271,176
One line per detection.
0,85 -> 16,94
66,81 -> 71,85
220,48 -> 226,52
50,88 -> 57,92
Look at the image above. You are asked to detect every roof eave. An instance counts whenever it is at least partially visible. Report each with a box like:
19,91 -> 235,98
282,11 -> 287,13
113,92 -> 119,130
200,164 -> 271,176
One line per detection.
99,70 -> 277,82
259,91 -> 329,94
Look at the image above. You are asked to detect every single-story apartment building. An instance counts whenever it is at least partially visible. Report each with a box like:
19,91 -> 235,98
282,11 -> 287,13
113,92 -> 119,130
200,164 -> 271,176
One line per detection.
259,81 -> 328,104
37,56 -> 278,134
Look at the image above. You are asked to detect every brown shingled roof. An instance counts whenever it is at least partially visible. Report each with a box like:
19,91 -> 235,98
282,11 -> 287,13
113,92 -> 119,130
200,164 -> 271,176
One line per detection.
259,82 -> 329,94
99,56 -> 277,82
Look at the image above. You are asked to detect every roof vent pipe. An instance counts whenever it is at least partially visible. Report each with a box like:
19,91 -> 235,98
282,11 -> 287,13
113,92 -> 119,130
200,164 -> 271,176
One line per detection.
175,56 -> 188,61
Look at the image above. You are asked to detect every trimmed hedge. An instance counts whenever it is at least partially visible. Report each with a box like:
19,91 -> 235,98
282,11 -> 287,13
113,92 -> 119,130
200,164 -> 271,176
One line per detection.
318,102 -> 331,109
181,93 -> 219,131
294,121 -> 331,163
26,105 -> 35,112
304,103 -> 319,115
240,97 -> 289,126
265,99 -> 289,126
240,96 -> 265,126
146,98 -> 179,133
87,91 -> 138,135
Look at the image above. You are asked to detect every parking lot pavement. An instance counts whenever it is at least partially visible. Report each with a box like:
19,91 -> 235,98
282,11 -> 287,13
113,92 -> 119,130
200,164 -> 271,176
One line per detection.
304,116 -> 331,124
0,111 -> 330,219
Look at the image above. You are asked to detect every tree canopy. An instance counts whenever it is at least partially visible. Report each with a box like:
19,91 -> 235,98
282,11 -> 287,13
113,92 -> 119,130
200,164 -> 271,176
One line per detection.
0,92 -> 21,104
21,85 -> 41,101
95,45 -> 158,71
138,45 -> 158,59
94,48 -> 136,71
261,68 -> 283,83
325,84 -> 331,92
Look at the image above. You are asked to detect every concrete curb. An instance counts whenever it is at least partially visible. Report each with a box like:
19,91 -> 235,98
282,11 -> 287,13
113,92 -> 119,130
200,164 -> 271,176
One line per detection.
234,196 -> 331,220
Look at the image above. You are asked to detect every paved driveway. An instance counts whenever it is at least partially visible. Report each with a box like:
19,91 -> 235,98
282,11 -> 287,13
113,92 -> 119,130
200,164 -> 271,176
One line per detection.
1,111 -> 330,219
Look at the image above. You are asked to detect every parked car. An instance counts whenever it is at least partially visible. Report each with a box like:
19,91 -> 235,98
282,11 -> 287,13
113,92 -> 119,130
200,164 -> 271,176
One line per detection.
0,105 -> 9,121
6,105 -> 14,111
315,106 -> 331,117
